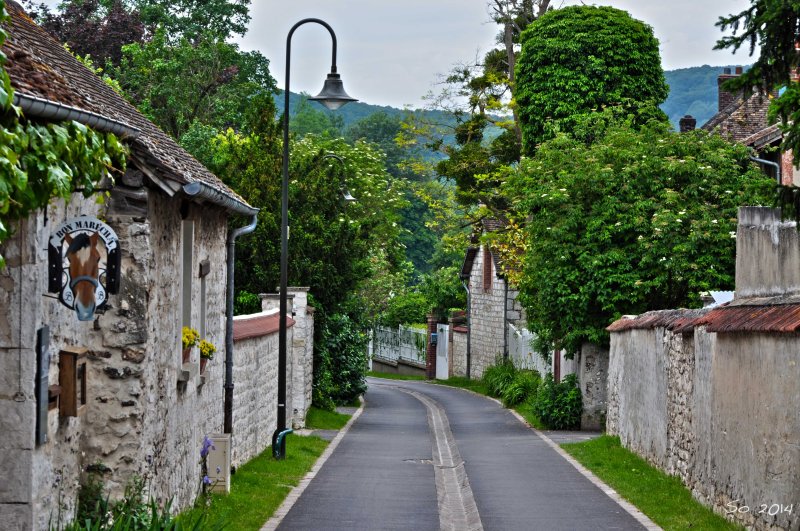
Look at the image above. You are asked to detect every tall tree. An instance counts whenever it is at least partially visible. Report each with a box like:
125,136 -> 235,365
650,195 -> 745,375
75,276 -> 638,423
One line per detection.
22,0 -> 144,66
515,5 -> 668,155
112,29 -> 276,140
501,109 -> 775,353
715,1 -> 800,164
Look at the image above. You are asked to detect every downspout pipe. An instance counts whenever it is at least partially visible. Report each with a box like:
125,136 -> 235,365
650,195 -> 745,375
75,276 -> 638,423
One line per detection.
182,182 -> 260,435
749,154 -> 781,184
13,92 -> 141,138
503,280 -> 509,361
223,214 -> 258,434
462,280 -> 471,379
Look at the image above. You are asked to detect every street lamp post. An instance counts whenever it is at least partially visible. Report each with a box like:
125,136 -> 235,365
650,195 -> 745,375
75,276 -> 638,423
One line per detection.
273,18 -> 356,460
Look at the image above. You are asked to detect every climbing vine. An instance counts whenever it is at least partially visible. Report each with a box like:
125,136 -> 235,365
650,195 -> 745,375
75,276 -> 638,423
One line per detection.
0,0 -> 127,268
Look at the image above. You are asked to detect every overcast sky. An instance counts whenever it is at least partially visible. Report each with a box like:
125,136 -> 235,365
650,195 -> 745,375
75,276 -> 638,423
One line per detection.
241,0 -> 755,109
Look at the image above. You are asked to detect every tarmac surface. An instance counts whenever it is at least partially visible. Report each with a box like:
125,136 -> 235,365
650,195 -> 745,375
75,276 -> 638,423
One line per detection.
274,378 -> 651,531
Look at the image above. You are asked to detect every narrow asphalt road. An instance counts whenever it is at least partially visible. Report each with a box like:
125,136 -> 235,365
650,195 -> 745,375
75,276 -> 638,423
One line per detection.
275,378 -> 648,531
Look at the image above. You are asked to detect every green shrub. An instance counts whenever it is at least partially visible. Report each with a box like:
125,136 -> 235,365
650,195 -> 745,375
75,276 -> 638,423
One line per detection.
531,373 -> 582,430
502,369 -> 541,407
482,357 -> 517,398
382,291 -> 430,328
315,313 -> 369,407
234,290 -> 261,315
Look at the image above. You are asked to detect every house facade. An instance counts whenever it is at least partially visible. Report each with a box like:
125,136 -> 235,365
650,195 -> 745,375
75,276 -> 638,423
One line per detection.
698,65 -> 799,185
0,3 -> 300,528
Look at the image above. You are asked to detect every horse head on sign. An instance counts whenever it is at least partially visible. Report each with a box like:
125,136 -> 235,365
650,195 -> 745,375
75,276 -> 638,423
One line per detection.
64,232 -> 102,321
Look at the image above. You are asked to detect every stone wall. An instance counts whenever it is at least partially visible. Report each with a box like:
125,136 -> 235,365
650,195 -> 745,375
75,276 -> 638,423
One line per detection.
608,325 -> 799,530
260,289 -> 313,429
467,246 -> 506,378
230,312 -> 281,467
450,327 -> 468,377
0,188 -> 233,529
576,342 -> 609,431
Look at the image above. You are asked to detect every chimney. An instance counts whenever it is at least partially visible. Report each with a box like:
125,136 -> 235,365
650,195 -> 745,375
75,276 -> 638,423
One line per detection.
679,115 -> 696,132
718,67 -> 739,111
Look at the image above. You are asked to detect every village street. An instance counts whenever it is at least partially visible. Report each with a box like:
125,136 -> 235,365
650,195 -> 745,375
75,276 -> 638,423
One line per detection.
268,378 -> 652,531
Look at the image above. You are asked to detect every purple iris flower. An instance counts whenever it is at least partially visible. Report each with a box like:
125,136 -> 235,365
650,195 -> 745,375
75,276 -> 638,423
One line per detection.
203,475 -> 211,485
200,435 -> 216,458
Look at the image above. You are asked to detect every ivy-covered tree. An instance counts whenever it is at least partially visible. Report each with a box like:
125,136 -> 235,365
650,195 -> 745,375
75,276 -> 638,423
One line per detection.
715,1 -> 800,165
502,110 -> 775,354
515,5 -> 668,155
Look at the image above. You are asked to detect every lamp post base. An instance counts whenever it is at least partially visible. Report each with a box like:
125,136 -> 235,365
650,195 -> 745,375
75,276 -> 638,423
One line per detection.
272,428 -> 293,460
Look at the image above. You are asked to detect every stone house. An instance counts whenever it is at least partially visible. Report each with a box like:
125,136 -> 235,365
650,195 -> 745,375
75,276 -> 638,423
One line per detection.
454,220 -> 518,379
606,207 -> 800,530
683,65 -> 800,185
0,3 -> 303,528
454,220 -> 603,428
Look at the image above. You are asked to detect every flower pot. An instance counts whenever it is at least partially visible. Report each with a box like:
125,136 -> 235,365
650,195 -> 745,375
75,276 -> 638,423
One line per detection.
200,358 -> 208,373
182,347 -> 191,364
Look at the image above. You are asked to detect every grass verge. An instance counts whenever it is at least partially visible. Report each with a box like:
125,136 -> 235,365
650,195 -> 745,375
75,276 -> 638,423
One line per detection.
179,434 -> 328,530
305,406 -> 351,430
562,436 -> 742,530
367,370 -> 426,381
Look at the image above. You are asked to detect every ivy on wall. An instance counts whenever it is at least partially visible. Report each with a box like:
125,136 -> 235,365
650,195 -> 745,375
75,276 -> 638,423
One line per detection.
0,0 -> 127,267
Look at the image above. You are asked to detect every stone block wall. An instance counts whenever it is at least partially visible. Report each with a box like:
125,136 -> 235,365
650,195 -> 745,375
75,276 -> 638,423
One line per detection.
467,246 -> 506,378
230,313 -> 280,467
260,290 -> 313,429
450,327 -> 468,377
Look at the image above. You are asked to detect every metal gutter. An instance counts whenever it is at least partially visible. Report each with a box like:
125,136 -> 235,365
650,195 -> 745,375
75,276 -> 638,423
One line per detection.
13,92 -> 141,138
182,181 -> 258,217
749,155 -> 781,184
224,214 -> 259,435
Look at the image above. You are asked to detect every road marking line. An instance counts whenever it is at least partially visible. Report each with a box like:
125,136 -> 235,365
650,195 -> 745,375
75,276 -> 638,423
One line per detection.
260,399 -> 365,531
393,386 -> 483,531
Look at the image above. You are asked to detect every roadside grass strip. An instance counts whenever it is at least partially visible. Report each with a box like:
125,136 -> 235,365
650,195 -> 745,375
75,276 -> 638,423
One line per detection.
304,406 -> 351,430
179,435 -> 329,530
434,376 -> 488,395
368,370 -> 427,381
561,436 -> 742,531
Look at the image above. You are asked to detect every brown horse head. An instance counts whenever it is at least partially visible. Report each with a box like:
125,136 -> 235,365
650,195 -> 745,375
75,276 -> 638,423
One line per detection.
65,232 -> 101,321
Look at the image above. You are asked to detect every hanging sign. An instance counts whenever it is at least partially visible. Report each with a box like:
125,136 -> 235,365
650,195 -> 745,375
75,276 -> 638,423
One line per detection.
47,215 -> 120,321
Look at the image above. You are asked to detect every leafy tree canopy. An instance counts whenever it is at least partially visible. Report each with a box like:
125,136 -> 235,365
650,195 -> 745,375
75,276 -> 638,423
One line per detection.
715,1 -> 800,164
112,29 -> 276,140
515,5 -> 668,155
501,109 -> 775,354
22,0 -> 145,66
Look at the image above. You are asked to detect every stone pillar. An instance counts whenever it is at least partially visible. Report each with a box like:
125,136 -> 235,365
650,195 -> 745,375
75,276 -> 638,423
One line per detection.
426,314 -> 436,379
287,288 -> 312,429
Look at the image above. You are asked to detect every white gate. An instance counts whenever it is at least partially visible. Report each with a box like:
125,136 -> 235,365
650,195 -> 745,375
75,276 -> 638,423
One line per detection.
436,323 -> 449,380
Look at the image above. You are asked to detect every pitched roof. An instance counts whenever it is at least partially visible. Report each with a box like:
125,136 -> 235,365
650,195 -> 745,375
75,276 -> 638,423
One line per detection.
2,2 -> 251,209
607,297 -> 800,334
701,89 -> 775,147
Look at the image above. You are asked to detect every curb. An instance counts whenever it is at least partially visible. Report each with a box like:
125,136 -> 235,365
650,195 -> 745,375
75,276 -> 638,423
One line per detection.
260,397 -> 365,531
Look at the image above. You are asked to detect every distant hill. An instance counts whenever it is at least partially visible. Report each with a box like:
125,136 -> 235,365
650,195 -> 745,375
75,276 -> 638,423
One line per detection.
661,65 -> 746,130
276,64 -> 743,135
274,90 -> 455,129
